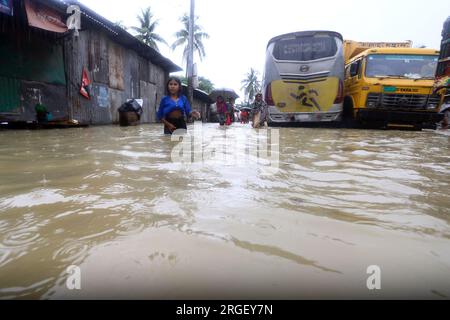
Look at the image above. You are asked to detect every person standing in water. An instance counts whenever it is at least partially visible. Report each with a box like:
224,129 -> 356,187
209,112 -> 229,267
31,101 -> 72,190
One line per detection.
157,77 -> 200,134
227,98 -> 236,123
251,92 -> 269,128
215,96 -> 228,126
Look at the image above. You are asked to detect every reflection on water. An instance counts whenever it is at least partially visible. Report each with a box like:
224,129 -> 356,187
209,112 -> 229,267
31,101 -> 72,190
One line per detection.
0,124 -> 449,299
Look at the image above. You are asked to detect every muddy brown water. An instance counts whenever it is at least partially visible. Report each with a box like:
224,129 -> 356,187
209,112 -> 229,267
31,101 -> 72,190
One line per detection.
0,124 -> 449,299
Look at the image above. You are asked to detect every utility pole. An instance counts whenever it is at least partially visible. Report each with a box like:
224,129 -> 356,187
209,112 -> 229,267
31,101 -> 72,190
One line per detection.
187,0 -> 195,108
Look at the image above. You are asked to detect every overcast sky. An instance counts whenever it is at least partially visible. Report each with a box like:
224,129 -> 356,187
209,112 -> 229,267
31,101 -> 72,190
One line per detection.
80,0 -> 450,102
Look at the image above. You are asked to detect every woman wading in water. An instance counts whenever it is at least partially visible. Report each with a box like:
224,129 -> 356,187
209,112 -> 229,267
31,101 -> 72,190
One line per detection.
157,77 -> 200,134
251,92 -> 269,128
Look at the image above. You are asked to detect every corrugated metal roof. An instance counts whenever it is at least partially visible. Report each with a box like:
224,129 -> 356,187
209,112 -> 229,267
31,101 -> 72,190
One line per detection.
45,0 -> 182,73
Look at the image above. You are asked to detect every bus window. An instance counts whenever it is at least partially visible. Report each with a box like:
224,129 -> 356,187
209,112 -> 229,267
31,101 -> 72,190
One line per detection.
273,35 -> 338,61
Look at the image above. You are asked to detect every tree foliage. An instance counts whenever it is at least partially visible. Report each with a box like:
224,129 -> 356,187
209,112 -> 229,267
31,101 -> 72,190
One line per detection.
241,68 -> 261,103
171,14 -> 210,69
131,7 -> 167,51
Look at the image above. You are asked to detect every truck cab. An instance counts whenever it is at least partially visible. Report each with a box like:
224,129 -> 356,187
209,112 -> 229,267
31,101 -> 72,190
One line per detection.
344,41 -> 443,129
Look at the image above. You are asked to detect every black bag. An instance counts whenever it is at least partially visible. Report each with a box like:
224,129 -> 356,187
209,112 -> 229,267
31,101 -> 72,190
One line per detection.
118,99 -> 143,119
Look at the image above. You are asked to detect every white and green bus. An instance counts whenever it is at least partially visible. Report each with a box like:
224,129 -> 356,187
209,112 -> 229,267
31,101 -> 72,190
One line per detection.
263,31 -> 345,125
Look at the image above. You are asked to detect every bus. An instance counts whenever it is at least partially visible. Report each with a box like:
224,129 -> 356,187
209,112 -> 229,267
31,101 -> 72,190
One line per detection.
262,31 -> 345,125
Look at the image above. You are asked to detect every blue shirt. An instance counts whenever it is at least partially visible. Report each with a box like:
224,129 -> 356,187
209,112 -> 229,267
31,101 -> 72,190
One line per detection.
157,95 -> 192,121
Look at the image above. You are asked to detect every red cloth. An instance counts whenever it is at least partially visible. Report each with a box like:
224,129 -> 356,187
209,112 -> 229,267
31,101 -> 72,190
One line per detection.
80,68 -> 91,99
225,114 -> 231,126
241,111 -> 249,123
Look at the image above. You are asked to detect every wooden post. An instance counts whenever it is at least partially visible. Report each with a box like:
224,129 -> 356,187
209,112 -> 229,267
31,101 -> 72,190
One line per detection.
187,0 -> 195,108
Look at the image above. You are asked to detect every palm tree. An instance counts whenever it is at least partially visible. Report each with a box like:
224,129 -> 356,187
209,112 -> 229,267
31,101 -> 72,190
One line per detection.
114,21 -> 128,31
131,7 -> 167,51
171,14 -> 210,70
241,68 -> 261,102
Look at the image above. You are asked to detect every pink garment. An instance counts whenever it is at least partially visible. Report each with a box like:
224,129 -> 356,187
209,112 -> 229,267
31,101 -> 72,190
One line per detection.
216,101 -> 227,114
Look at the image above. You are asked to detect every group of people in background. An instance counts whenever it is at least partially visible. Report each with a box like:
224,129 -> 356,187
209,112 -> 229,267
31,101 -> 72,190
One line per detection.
156,76 -> 447,134
214,96 -> 235,126
212,92 -> 269,128
156,76 -> 269,135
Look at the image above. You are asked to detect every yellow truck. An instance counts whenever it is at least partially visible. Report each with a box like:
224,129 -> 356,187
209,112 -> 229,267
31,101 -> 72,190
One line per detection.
343,40 -> 443,129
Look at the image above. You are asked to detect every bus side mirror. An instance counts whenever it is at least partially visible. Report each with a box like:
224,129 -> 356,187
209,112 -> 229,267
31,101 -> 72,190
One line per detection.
350,63 -> 359,77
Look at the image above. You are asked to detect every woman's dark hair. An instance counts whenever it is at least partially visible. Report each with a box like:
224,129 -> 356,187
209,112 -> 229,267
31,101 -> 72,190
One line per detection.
166,77 -> 183,97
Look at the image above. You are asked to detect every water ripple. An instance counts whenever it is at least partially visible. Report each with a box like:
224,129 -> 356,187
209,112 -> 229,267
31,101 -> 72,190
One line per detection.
116,220 -> 145,236
0,277 -> 55,300
52,241 -> 89,265
3,229 -> 40,248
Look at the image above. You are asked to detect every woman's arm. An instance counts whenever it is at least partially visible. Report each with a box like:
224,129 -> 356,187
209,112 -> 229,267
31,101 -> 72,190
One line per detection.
183,96 -> 192,116
156,97 -> 166,122
183,96 -> 200,119
161,118 -> 176,132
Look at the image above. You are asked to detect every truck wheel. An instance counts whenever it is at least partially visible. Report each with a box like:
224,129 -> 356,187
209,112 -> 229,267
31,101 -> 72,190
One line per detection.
343,98 -> 354,120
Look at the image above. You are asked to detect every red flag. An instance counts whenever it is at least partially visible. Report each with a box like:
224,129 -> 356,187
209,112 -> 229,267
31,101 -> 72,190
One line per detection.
80,68 -> 91,99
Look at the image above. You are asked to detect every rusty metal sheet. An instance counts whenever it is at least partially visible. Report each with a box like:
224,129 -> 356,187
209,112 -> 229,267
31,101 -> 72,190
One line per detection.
140,81 -> 157,123
24,0 -> 68,33
90,84 -> 112,124
109,88 -> 124,124
109,42 -> 124,91
125,51 -> 139,99
139,57 -> 149,83
89,31 -> 109,84
65,30 -> 92,124
61,24 -> 169,125
95,84 -> 109,108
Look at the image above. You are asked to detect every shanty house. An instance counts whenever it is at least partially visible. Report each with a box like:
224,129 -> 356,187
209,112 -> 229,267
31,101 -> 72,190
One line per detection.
0,0 -> 181,126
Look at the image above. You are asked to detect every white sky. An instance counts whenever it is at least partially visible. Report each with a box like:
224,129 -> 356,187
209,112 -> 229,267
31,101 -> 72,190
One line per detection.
80,0 -> 450,101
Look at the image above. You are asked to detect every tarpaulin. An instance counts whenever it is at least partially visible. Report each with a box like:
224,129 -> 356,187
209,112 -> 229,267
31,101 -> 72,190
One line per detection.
0,33 -> 66,85
0,0 -> 13,16
25,0 -> 68,33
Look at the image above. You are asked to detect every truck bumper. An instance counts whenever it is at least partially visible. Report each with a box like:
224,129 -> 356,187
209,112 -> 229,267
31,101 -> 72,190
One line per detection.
356,109 -> 444,125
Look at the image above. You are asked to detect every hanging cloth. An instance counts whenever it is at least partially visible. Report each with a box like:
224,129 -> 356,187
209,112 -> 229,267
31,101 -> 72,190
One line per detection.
80,68 -> 91,99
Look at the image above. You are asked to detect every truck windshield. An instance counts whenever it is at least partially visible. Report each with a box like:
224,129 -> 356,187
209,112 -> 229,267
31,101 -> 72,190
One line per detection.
365,54 -> 438,79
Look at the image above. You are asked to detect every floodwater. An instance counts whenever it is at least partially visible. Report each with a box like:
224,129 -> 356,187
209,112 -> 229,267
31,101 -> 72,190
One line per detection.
0,123 -> 449,300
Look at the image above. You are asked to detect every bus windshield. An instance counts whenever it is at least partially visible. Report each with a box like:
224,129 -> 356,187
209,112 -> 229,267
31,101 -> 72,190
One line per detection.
272,35 -> 338,61
365,54 -> 438,79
